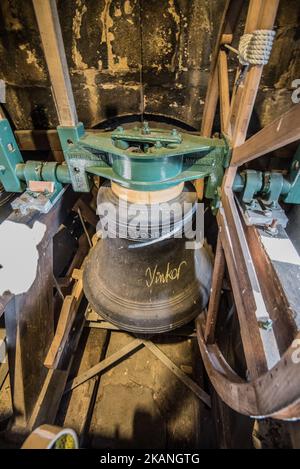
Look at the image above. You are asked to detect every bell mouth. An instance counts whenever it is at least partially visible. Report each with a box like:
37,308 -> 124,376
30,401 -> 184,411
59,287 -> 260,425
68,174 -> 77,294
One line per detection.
111,182 -> 184,204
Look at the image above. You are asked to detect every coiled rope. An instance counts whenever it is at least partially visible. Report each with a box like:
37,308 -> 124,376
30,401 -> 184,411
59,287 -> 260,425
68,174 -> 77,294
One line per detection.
225,29 -> 276,66
238,29 -> 276,65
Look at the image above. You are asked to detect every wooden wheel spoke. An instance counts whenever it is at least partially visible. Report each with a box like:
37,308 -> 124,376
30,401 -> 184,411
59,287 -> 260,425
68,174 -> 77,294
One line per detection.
218,191 -> 281,377
231,104 -> 300,166
204,236 -> 226,344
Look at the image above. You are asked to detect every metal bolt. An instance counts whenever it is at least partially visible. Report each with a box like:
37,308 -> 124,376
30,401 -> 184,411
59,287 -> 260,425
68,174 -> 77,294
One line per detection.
265,218 -> 278,236
142,121 -> 150,135
116,126 -> 124,133
293,160 -> 300,171
258,318 -> 273,331
264,208 -> 272,217
171,128 -> 178,137
0,165 -> 5,173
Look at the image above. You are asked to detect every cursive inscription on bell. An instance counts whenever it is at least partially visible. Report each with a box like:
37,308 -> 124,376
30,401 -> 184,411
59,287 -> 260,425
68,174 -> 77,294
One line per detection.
145,261 -> 187,288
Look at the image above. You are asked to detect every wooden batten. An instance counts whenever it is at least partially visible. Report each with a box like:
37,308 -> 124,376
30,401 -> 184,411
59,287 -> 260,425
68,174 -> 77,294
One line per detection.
111,182 -> 184,204
32,0 -> 78,127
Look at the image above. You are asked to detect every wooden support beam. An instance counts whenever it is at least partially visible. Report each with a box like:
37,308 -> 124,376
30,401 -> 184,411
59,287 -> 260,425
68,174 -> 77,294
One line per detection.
228,0 -> 265,138
218,50 -> 231,136
198,0 -> 300,425
14,129 -> 62,151
201,67 -> 219,138
201,0 -> 244,137
231,103 -> 300,166
64,338 -> 144,394
204,236 -> 226,344
208,0 -> 281,389
229,0 -> 280,146
142,340 -> 211,407
13,129 -> 103,153
32,0 -> 78,127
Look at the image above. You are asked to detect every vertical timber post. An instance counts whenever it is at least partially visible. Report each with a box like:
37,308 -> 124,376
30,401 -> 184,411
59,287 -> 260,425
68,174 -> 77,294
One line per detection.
32,0 -> 78,128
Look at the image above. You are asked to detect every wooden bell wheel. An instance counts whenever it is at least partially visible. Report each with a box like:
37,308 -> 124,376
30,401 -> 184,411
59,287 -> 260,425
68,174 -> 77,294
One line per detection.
197,0 -> 300,420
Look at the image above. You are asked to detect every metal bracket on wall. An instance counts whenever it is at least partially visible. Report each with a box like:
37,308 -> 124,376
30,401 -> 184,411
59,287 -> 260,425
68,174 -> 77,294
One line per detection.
11,186 -> 67,215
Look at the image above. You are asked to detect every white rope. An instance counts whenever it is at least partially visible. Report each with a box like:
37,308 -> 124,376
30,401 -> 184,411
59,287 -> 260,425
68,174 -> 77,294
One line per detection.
238,29 -> 276,65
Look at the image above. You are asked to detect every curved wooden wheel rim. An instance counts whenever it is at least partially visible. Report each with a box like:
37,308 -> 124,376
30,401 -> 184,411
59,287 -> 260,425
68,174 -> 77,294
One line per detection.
197,317 -> 300,420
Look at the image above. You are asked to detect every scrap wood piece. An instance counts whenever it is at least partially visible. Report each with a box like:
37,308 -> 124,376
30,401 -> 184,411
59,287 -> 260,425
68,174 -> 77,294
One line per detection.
71,268 -> 83,281
141,340 -> 211,408
62,328 -> 109,441
0,362 -> 8,391
85,306 -> 102,322
86,320 -> 197,337
64,338 -> 144,394
44,269 -> 84,369
86,321 -> 120,331
73,198 -> 98,228
29,304 -> 87,430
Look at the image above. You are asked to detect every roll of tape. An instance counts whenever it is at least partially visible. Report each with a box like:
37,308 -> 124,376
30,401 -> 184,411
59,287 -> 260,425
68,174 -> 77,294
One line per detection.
22,424 -> 79,449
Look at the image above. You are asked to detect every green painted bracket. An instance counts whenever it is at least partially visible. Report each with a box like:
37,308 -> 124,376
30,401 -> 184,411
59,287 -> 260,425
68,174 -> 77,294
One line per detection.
60,126 -> 227,194
233,145 -> 300,206
283,146 -> 300,204
0,119 -> 24,192
0,120 -> 229,211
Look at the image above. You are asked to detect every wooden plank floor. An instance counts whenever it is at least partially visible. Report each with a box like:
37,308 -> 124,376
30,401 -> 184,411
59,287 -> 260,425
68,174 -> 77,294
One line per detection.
56,326 -> 215,449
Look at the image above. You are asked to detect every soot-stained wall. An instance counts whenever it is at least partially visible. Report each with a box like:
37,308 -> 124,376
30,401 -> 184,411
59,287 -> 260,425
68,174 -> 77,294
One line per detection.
0,0 -> 299,133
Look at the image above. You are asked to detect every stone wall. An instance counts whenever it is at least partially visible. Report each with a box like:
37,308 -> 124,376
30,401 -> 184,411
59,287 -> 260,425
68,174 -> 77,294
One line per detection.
0,0 -> 299,133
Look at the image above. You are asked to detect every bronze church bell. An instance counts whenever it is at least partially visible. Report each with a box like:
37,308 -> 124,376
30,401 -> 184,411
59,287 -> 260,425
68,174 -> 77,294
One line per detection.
83,182 -> 212,334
